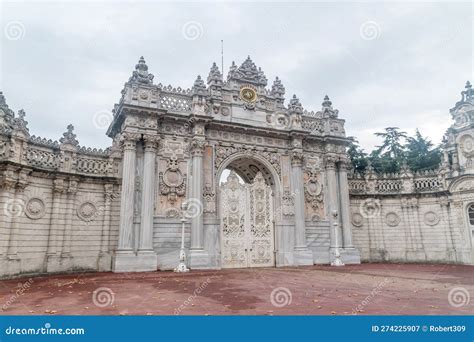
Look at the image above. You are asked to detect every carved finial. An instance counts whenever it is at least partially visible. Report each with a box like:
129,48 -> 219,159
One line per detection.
318,94 -> 339,118
207,62 -> 222,84
12,109 -> 29,136
192,75 -> 207,95
462,80 -> 473,102
227,56 -> 267,86
0,91 -> 5,106
271,77 -> 285,98
288,94 -> 303,114
322,95 -> 332,108
60,124 -> 79,146
129,56 -> 154,85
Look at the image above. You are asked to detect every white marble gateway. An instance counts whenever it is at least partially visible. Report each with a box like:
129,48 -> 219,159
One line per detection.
0,57 -> 472,277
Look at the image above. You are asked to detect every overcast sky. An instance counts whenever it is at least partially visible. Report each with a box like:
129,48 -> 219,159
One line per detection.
0,1 -> 472,151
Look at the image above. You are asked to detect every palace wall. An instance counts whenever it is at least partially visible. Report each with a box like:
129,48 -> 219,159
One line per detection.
348,169 -> 473,264
0,125 -> 122,278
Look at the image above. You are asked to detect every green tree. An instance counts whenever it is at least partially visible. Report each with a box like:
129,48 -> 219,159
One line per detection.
347,137 -> 368,172
370,127 -> 408,173
405,129 -> 441,171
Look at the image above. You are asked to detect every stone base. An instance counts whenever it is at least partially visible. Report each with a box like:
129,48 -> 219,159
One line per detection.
405,249 -> 427,262
293,247 -> 313,266
342,247 -> 361,264
98,252 -> 112,271
0,257 -> 20,277
330,247 -> 361,265
46,254 -> 72,273
188,249 -> 211,269
112,250 -> 158,272
276,251 -> 294,267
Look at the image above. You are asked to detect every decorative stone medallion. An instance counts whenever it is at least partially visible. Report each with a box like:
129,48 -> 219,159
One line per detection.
77,201 -> 98,222
351,212 -> 364,227
424,211 -> 440,226
385,212 -> 401,227
25,197 -> 46,220
239,85 -> 257,103
460,134 -> 473,157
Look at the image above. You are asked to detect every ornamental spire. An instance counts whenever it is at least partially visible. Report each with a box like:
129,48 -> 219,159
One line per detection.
13,109 -> 29,136
60,124 -> 79,146
271,77 -> 285,98
207,62 -> 222,84
192,75 -> 207,95
227,56 -> 267,86
0,91 -> 14,130
288,94 -> 303,114
318,95 -> 339,118
129,56 -> 154,85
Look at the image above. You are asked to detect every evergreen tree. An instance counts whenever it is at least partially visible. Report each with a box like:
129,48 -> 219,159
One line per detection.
405,129 -> 441,171
347,137 -> 368,172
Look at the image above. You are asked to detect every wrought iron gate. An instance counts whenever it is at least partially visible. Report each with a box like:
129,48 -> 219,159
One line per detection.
220,171 -> 274,268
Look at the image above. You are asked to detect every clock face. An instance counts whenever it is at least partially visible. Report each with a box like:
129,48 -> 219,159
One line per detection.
240,87 -> 257,103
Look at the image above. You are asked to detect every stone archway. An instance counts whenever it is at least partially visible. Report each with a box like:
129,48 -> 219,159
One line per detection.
217,154 -> 281,268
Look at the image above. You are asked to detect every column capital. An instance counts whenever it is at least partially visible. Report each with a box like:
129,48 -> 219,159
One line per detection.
290,150 -> 304,167
143,134 -> 160,152
53,178 -> 67,194
190,138 -> 206,156
338,157 -> 352,172
67,179 -> 78,195
120,132 -> 141,151
324,155 -> 338,170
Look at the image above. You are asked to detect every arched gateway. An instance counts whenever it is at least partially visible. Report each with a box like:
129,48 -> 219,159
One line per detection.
105,56 -> 361,272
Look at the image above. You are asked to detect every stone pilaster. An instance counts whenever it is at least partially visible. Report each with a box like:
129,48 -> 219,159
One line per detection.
98,183 -> 114,270
337,159 -> 360,264
325,155 -> 340,248
113,133 -> 140,272
188,136 -> 209,268
137,135 -> 159,271
337,160 -> 354,248
46,178 -> 66,272
61,179 -> 78,258
290,148 -> 313,265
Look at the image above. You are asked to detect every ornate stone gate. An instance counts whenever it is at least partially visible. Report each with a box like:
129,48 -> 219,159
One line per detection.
105,55 -> 361,271
220,171 -> 274,268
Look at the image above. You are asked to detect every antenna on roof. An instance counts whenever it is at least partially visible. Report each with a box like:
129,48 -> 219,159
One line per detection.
221,40 -> 224,78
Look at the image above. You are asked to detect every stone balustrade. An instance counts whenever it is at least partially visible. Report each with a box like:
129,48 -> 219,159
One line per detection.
348,167 -> 446,195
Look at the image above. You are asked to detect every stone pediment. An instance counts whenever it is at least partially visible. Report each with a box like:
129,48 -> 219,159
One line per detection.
227,56 -> 268,87
448,175 -> 474,193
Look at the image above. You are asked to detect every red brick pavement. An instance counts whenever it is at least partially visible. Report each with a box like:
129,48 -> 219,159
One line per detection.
0,264 -> 472,315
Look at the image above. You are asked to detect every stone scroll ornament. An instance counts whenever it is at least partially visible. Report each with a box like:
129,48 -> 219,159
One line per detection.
159,156 -> 186,203
304,167 -> 324,210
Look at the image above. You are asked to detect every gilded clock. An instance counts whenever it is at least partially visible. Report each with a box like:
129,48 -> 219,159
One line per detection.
240,86 -> 257,103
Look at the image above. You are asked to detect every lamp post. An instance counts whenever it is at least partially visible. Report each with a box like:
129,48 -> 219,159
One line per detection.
174,202 -> 189,272
331,210 -> 345,266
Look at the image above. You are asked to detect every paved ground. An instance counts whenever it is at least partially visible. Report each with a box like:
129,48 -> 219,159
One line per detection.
0,264 -> 472,315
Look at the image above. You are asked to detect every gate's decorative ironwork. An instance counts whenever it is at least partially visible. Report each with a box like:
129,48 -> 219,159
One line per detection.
220,171 -> 274,268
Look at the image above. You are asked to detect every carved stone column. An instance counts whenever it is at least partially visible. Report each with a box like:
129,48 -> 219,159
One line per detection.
137,135 -> 158,271
337,159 -> 354,248
7,177 -> 27,259
99,183 -> 114,271
290,148 -> 313,265
325,155 -> 340,248
113,133 -> 139,272
61,179 -> 78,258
188,137 -> 209,268
47,178 -> 66,272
